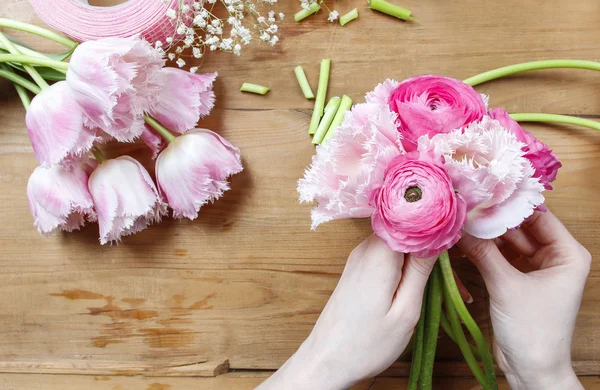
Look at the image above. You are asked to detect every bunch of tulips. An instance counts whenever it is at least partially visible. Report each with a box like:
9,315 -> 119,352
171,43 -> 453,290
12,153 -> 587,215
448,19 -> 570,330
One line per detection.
0,21 -> 243,244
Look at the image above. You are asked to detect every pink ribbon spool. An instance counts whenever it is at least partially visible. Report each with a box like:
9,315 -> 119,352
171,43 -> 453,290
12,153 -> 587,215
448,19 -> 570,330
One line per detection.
28,0 -> 192,45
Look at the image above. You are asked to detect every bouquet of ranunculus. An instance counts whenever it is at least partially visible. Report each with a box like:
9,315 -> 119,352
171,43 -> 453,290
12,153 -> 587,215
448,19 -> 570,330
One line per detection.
297,66 -> 600,388
0,21 -> 243,244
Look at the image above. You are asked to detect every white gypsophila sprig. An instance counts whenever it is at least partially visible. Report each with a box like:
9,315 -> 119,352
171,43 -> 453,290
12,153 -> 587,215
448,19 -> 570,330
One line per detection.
159,0 -> 283,67
299,0 -> 338,22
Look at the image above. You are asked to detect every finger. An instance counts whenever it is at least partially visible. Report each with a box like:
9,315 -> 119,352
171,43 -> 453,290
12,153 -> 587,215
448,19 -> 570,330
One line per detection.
457,234 -> 519,290
521,210 -> 577,247
453,270 -> 473,304
354,235 -> 406,298
392,254 -> 437,313
501,229 -> 539,258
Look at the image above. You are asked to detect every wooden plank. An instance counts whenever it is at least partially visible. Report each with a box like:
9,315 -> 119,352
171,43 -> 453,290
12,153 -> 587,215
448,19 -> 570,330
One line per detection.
0,0 -> 599,379
0,373 -> 599,390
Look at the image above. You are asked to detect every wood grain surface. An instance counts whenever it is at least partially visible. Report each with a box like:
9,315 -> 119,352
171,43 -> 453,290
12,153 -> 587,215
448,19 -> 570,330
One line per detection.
1,0 -> 600,388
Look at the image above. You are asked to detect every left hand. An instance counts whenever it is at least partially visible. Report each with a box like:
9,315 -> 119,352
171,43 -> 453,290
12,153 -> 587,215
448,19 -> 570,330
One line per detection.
256,235 -> 437,390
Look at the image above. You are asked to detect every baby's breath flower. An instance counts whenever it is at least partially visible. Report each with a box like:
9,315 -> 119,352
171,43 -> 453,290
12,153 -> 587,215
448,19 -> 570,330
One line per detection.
190,66 -> 199,73
328,10 -> 339,22
163,0 -> 281,68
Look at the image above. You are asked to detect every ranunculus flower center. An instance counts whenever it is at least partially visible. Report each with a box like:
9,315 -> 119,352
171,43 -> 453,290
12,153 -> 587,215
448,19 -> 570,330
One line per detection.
404,186 -> 423,202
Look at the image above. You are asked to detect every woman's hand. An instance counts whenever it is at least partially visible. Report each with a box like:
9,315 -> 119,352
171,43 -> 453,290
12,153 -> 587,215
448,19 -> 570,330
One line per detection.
256,235 -> 437,390
458,210 -> 591,390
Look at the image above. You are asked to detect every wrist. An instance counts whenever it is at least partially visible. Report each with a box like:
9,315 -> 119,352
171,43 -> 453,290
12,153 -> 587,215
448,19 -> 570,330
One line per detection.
506,366 -> 582,390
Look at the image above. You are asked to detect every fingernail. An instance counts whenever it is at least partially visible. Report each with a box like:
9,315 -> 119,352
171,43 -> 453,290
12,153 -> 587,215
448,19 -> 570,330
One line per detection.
466,293 -> 474,304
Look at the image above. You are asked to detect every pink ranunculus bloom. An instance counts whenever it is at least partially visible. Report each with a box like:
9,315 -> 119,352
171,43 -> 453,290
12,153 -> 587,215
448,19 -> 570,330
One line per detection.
488,108 -> 562,190
140,126 -> 166,159
388,75 -> 487,151
298,102 -> 405,229
27,158 -> 97,235
155,129 -> 243,220
88,156 -> 167,244
369,151 -> 467,257
66,35 -> 165,142
26,81 -> 98,167
150,69 -> 218,134
419,116 -> 546,239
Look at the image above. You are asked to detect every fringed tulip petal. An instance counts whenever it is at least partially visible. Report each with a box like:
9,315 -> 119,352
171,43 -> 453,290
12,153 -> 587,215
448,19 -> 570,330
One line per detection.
27,158 -> 97,235
150,69 -> 218,134
66,35 -> 165,141
26,81 -> 98,167
141,126 -> 166,159
298,102 -> 405,229
155,129 -> 243,219
88,156 -> 167,244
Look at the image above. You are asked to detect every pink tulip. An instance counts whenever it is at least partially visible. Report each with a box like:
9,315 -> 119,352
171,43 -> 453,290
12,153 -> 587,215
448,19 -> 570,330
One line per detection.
298,102 -> 405,229
88,156 -> 167,244
370,151 -> 467,257
419,116 -> 546,239
27,158 -> 97,235
150,69 -> 217,134
155,129 -> 243,219
388,75 -> 487,151
26,81 -> 98,167
140,126 -> 166,159
66,35 -> 165,141
488,108 -> 562,190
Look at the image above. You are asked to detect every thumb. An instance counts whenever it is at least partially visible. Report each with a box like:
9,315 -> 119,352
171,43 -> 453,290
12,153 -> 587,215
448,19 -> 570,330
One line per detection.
457,234 -> 518,291
392,254 -> 437,314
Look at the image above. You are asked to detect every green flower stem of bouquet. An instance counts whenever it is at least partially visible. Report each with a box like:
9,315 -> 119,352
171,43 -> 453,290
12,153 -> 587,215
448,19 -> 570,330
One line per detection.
308,59 -> 331,135
464,59 -> 600,87
510,113 -> 600,132
324,94 -> 353,142
443,279 -> 489,389
92,147 -> 106,163
0,32 -> 48,90
313,96 -> 341,144
368,0 -> 416,22
0,54 -> 69,71
419,262 -> 443,390
0,66 -> 41,94
293,65 -> 315,100
439,309 -> 481,360
294,2 -> 321,22
407,282 -> 428,390
339,8 -> 359,26
439,251 -> 498,389
0,64 -> 32,109
144,115 -> 177,143
0,18 -> 78,49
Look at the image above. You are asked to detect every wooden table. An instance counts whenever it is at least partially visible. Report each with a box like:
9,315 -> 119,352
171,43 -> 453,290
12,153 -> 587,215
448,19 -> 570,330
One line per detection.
1,0 -> 600,388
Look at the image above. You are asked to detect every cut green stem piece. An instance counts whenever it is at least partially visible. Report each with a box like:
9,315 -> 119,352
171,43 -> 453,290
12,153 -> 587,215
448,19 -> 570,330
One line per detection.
439,252 -> 498,389
0,18 -> 78,49
324,94 -> 352,142
240,82 -> 270,95
293,66 -> 314,99
419,261 -> 443,390
0,32 -> 48,90
0,67 -> 41,94
144,115 -> 177,143
294,2 -> 321,22
313,96 -> 341,144
510,113 -> 600,132
464,59 -> 600,87
92,147 -> 106,163
368,0 -> 415,21
443,281 -> 489,389
0,53 -> 70,70
308,59 -> 331,135
340,8 -> 359,26
407,282 -> 428,390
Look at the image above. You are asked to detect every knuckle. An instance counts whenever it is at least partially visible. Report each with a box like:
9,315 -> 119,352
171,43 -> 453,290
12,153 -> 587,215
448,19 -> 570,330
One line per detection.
466,240 -> 493,262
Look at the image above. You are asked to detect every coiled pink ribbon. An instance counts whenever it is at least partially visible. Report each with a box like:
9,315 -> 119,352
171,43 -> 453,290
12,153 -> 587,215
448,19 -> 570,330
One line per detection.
29,0 -> 191,45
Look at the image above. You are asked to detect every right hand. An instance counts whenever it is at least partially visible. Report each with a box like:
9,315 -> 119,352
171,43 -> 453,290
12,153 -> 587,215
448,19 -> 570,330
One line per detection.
457,210 -> 591,390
